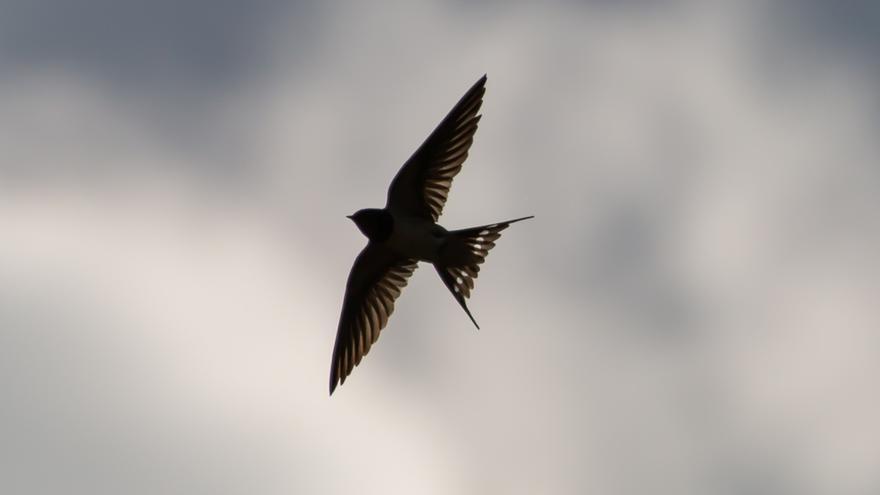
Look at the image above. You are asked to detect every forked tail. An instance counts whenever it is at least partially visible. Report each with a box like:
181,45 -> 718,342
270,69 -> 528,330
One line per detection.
435,216 -> 534,328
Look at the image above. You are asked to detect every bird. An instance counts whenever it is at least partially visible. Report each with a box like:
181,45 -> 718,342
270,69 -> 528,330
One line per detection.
329,74 -> 533,395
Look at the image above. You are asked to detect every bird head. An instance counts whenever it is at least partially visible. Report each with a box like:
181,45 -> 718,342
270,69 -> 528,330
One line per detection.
347,208 -> 393,241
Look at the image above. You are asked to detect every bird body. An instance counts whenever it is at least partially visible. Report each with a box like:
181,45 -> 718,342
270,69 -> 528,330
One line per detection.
330,75 -> 532,395
348,208 -> 448,262
385,211 -> 447,263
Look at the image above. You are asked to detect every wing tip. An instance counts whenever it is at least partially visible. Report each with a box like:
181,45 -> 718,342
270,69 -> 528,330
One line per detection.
329,370 -> 338,396
468,74 -> 487,98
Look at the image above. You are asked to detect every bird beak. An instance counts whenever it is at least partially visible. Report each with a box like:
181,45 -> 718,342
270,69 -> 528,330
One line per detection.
346,215 -> 353,220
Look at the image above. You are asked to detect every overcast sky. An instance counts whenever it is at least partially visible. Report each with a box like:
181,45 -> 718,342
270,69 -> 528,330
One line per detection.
2,1 -> 879,494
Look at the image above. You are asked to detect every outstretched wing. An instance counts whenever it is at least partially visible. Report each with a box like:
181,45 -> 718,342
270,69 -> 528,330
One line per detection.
386,75 -> 487,221
329,242 -> 418,395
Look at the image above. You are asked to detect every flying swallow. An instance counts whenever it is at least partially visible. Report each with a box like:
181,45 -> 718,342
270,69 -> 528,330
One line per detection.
329,74 -> 533,395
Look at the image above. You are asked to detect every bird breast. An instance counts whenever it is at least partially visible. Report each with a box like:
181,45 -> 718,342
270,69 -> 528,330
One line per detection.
385,214 -> 446,262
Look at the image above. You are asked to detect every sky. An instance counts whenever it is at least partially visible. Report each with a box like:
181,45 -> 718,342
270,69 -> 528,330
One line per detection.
2,1 -> 879,494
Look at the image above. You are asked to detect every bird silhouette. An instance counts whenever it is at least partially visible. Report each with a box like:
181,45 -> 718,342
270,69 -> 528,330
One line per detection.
329,75 -> 533,395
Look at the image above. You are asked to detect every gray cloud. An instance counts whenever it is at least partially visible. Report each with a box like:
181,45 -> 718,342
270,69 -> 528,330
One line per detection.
0,0 -> 309,88
2,1 -> 879,494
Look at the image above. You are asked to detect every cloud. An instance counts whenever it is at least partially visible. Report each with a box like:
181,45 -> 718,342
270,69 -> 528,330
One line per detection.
1,1 -> 878,494
0,0 -> 306,88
